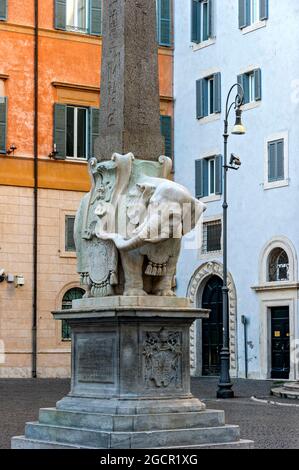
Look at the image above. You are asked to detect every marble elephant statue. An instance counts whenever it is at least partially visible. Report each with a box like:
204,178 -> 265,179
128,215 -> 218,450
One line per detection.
96,177 -> 206,296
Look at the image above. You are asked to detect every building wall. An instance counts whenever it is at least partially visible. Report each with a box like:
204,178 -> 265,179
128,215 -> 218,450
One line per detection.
174,0 -> 299,379
0,1 -> 173,377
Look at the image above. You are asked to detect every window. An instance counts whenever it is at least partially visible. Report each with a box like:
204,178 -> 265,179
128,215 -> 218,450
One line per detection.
61,288 -> 85,340
0,0 -> 7,20
196,73 -> 221,119
157,0 -> 172,47
238,69 -> 262,104
0,96 -> 7,154
53,104 -> 99,160
202,220 -> 222,254
268,249 -> 289,282
55,0 -> 102,35
268,139 -> 284,183
66,106 -> 88,159
239,0 -> 268,29
191,0 -> 213,44
160,115 -> 172,158
65,215 -> 76,252
195,155 -> 222,199
67,0 -> 88,32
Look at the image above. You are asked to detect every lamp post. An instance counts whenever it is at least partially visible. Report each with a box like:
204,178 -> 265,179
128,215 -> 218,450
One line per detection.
217,83 -> 246,399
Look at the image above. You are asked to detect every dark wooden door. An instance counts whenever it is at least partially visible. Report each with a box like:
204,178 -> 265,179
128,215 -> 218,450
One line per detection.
202,276 -> 223,376
271,307 -> 290,379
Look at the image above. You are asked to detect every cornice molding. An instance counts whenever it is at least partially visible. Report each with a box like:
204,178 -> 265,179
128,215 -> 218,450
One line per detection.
52,81 -> 100,93
252,282 -> 299,292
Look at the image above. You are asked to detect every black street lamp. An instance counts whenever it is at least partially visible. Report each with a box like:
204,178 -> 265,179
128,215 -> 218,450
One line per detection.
217,84 -> 246,399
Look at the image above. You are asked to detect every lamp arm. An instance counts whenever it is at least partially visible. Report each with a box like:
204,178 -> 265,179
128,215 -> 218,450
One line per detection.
225,83 -> 245,123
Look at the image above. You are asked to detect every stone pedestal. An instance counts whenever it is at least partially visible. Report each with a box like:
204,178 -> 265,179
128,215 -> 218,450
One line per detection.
12,298 -> 253,449
272,382 -> 299,399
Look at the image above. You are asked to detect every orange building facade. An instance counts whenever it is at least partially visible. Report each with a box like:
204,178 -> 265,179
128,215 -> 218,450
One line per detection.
0,0 -> 173,377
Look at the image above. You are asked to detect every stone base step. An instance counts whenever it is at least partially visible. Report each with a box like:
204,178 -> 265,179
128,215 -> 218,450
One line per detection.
271,386 -> 299,400
23,421 -> 241,449
39,408 -> 225,432
11,435 -> 254,450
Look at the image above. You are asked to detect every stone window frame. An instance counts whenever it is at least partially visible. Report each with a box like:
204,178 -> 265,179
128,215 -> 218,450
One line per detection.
257,236 -> 297,287
263,131 -> 289,190
59,209 -> 77,258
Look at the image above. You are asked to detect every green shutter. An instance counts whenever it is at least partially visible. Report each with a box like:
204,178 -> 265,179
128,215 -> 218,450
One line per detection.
90,0 -> 102,36
160,115 -> 172,159
195,159 -> 209,198
158,0 -> 171,46
0,0 -> 7,20
268,140 -> 284,182
55,0 -> 66,30
0,97 -> 7,154
238,73 -> 250,104
254,68 -> 262,101
54,103 -> 67,160
196,79 -> 204,119
213,72 -> 221,114
215,155 -> 223,195
90,107 -> 100,159
191,0 -> 201,43
268,142 -> 276,182
237,74 -> 245,102
239,0 -> 248,29
195,159 -> 204,198
260,0 -> 269,21
207,0 -> 214,39
276,140 -> 284,180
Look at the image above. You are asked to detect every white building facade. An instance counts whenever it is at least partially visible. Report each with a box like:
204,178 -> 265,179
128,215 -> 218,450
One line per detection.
174,0 -> 299,380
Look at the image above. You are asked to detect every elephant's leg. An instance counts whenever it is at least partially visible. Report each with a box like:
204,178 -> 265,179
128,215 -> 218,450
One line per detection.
120,251 -> 147,296
152,242 -> 181,297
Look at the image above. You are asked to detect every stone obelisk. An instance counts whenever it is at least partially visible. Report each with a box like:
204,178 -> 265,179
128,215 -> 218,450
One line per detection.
96,0 -> 165,161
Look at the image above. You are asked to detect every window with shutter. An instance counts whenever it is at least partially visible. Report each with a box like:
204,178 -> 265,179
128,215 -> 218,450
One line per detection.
238,69 -> 261,104
157,0 -> 172,47
239,0 -> 268,29
160,115 -> 172,158
196,73 -> 221,119
191,0 -> 214,44
55,0 -> 102,35
90,107 -> 100,159
0,97 -> 7,154
195,155 -> 221,199
0,0 -> 7,20
268,139 -> 284,183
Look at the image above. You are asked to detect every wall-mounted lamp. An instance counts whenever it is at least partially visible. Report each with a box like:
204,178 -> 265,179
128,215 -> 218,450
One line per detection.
0,269 -> 24,287
6,144 -> 17,156
0,269 -> 5,283
15,275 -> 25,288
7,273 -> 15,283
48,143 -> 59,159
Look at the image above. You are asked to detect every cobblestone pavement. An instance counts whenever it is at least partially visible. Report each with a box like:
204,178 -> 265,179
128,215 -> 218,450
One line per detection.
0,377 -> 298,449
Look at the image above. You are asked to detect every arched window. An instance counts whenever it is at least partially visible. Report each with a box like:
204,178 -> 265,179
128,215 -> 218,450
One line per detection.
61,287 -> 85,340
268,248 -> 289,282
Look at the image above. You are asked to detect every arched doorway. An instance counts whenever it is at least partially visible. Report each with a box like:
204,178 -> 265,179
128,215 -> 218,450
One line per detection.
202,276 -> 223,376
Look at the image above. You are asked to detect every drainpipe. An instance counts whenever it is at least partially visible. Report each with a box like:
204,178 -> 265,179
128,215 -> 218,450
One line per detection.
32,0 -> 39,378
241,315 -> 248,379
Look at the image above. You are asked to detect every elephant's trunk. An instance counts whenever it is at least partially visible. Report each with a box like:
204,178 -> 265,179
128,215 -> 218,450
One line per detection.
114,235 -> 145,252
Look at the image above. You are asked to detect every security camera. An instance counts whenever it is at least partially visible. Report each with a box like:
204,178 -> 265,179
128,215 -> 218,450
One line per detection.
230,153 -> 242,167
0,269 -> 5,283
